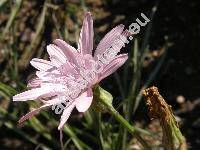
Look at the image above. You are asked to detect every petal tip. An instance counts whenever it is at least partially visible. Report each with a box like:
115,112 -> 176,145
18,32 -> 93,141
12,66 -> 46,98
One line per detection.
13,95 -> 19,101
58,124 -> 63,130
85,11 -> 92,16
53,39 -> 63,43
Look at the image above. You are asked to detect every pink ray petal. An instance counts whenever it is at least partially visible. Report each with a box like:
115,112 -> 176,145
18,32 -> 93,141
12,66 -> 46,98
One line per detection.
13,88 -> 53,101
102,30 -> 131,59
98,54 -> 128,82
54,39 -> 78,65
27,77 -> 42,88
36,73 -> 73,86
35,70 -> 61,81
35,71 -> 49,79
54,39 -> 77,53
75,88 -> 93,112
47,44 -> 67,67
94,24 -> 124,60
58,101 -> 76,130
13,83 -> 68,101
30,58 -> 54,71
18,104 -> 51,123
18,95 -> 69,124
78,12 -> 93,55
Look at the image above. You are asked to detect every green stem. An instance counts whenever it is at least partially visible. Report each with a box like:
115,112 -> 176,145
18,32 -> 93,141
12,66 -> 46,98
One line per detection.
169,120 -> 186,149
100,98 -> 151,150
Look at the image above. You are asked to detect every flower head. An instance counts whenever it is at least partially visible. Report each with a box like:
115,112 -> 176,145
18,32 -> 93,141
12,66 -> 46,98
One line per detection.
13,12 -> 129,130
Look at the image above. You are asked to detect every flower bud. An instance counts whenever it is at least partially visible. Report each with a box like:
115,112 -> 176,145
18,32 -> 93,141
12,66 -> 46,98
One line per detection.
92,85 -> 113,113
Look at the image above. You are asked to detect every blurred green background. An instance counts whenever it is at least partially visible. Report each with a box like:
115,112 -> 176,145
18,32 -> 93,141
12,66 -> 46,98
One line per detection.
0,0 -> 199,149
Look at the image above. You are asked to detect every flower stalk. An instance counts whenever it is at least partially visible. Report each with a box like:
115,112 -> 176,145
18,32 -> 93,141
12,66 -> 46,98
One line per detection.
93,85 -> 151,150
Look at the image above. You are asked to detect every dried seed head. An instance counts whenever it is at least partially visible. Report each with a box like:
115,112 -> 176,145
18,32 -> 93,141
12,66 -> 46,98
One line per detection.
143,86 -> 187,150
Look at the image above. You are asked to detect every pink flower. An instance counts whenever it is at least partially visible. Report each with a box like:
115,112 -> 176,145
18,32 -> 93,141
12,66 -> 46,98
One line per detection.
13,12 -> 129,130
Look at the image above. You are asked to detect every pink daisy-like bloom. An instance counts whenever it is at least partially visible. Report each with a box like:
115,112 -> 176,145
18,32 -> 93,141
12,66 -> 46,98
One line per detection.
13,12 -> 129,131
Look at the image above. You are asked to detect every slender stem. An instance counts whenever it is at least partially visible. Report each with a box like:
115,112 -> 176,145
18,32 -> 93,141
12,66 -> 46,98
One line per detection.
100,99 -> 151,150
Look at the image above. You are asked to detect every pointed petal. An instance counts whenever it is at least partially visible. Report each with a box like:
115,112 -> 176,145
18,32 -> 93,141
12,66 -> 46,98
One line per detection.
18,104 -> 50,123
30,58 -> 54,71
98,54 -> 128,81
35,68 -> 61,80
13,83 -> 68,101
13,88 -> 50,101
18,96 -> 68,123
54,39 -> 76,52
27,77 -> 42,88
94,24 -> 124,59
35,71 -> 49,79
76,88 -> 93,112
47,44 -> 67,67
104,30 -> 131,56
58,101 -> 76,130
35,71 -> 74,87
54,39 -> 78,65
78,12 -> 93,55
